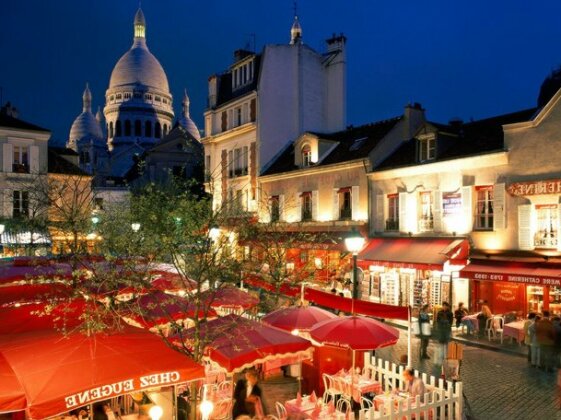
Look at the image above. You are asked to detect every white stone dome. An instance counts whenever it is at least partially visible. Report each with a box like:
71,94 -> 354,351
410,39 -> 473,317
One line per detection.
177,90 -> 200,141
69,84 -> 103,145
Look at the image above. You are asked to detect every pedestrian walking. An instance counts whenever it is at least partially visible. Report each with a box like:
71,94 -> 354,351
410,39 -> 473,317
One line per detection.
524,312 -> 537,364
434,302 -> 453,365
418,304 -> 431,360
536,311 -> 555,372
528,314 -> 541,367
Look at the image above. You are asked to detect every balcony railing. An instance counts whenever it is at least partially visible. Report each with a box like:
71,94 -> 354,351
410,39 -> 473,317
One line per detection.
301,209 -> 313,222
419,217 -> 434,232
386,219 -> 399,231
12,163 -> 29,174
339,207 -> 352,220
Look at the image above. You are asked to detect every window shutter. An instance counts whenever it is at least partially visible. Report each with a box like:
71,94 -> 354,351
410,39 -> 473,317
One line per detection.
279,194 -> 285,222
332,189 -> 339,220
399,192 -> 408,233
294,192 -> 302,222
2,189 -> 11,217
3,143 -> 12,173
375,194 -> 384,232
29,145 -> 39,173
433,190 -> 442,232
312,190 -> 319,221
518,204 -> 534,250
351,186 -> 360,220
462,186 -> 473,233
494,183 -> 506,229
408,193 -> 418,233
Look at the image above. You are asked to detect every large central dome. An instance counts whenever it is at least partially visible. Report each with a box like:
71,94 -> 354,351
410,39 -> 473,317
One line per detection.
108,8 -> 170,93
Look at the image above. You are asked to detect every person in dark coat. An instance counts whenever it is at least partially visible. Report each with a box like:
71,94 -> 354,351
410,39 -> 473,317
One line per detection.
435,302 -> 453,344
233,369 -> 262,418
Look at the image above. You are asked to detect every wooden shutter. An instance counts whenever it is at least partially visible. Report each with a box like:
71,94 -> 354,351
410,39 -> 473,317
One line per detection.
433,190 -> 442,232
294,192 -> 302,222
332,189 -> 339,220
250,99 -> 256,122
351,186 -> 360,220
279,194 -> 285,222
3,143 -> 12,173
494,183 -> 506,229
375,194 -> 384,232
399,192 -> 408,233
312,190 -> 319,221
29,145 -> 39,173
518,204 -> 533,250
462,186 -> 473,233
221,111 -> 227,132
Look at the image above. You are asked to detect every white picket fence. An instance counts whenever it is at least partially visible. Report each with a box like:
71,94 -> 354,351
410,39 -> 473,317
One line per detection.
360,356 -> 463,420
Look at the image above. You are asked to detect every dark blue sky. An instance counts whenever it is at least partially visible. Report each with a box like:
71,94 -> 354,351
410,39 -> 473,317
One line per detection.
2,1 -> 561,143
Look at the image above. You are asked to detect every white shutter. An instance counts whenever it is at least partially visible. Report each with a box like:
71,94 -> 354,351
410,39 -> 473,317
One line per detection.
332,189 -> 339,220
279,194 -> 285,221
3,143 -> 13,173
312,190 -> 319,221
433,190 -> 442,233
29,145 -> 39,173
294,192 -> 302,222
2,189 -> 11,218
375,194 -> 384,232
408,193 -> 418,233
518,204 -> 534,250
462,186 -> 473,233
399,192 -> 408,233
351,186 -> 360,220
494,183 -> 506,230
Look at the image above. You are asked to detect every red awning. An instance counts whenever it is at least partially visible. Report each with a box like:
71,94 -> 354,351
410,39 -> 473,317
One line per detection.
359,238 -> 468,269
460,259 -> 561,287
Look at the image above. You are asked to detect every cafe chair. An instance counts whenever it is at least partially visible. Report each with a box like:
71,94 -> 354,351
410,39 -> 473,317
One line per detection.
336,397 -> 351,414
492,316 -> 505,344
485,318 -> 494,341
217,381 -> 232,397
210,398 -> 232,420
322,373 -> 343,403
360,396 -> 373,410
275,401 -> 288,420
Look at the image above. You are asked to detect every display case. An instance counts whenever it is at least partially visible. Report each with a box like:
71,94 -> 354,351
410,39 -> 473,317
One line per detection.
430,278 -> 441,306
527,286 -> 544,313
380,273 -> 399,306
549,286 -> 561,315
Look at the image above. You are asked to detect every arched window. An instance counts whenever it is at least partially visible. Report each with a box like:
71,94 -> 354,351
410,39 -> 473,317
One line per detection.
145,120 -> 152,137
163,124 -> 168,136
115,120 -> 122,137
155,122 -> 161,139
134,120 -> 142,136
109,122 -> 114,138
302,145 -> 312,167
124,120 -> 131,136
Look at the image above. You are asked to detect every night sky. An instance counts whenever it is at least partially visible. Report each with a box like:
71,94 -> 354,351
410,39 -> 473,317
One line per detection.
2,1 -> 561,144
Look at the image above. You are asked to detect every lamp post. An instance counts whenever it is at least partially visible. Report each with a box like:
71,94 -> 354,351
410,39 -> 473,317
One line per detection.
344,228 -> 365,300
131,222 -> 141,233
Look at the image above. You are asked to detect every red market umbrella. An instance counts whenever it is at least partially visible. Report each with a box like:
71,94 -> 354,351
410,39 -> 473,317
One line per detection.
0,326 -> 204,419
0,283 -> 73,307
309,315 -> 399,351
177,314 -> 313,373
201,285 -> 259,310
262,305 -> 337,332
0,352 -> 25,414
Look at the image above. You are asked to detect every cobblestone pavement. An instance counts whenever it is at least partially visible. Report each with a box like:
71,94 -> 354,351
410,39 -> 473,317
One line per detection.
377,333 -> 560,420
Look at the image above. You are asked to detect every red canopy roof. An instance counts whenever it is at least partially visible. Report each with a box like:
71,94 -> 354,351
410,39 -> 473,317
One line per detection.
179,315 -> 313,373
262,306 -> 337,332
0,326 -> 204,419
460,259 -> 561,286
201,285 -> 259,310
359,238 -> 468,269
0,283 -> 73,307
0,264 -> 72,285
0,352 -> 25,413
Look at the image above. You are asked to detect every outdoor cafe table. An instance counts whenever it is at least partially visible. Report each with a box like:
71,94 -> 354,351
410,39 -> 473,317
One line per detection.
334,372 -> 382,402
461,314 -> 480,332
285,396 -> 335,420
503,320 -> 526,344
374,392 -> 413,413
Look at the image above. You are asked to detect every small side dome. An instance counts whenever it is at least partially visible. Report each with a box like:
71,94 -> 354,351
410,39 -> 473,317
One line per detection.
177,89 -> 200,141
68,84 -> 103,150
538,66 -> 561,108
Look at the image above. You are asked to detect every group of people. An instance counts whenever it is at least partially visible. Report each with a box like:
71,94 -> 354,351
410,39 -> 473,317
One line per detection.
524,311 -> 561,372
417,301 -> 454,362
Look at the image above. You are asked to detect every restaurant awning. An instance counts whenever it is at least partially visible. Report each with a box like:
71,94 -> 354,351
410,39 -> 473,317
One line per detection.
460,259 -> 561,287
359,237 -> 469,269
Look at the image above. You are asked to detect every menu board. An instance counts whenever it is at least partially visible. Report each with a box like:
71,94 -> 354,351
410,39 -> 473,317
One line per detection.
443,192 -> 462,216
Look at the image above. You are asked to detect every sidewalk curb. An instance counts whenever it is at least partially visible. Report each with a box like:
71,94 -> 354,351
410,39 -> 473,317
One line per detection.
386,321 -> 526,358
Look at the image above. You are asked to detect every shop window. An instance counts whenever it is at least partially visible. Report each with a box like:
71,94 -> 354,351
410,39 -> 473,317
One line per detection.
12,145 -> 29,173
386,194 -> 399,231
338,187 -> 352,220
475,186 -> 494,230
419,191 -> 434,231
417,135 -> 436,162
270,195 -> 280,222
527,286 -> 544,314
550,286 -> 561,316
302,145 -> 312,167
301,192 -> 312,221
534,204 -> 558,248
13,190 -> 29,218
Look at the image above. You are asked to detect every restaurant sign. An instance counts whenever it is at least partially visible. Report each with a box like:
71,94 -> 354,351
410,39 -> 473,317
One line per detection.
65,371 -> 181,408
507,179 -> 561,196
471,272 -> 561,287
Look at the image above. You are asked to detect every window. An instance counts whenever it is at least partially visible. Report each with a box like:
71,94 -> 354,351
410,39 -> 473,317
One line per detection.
124,92 -> 131,99
228,150 -> 234,178
155,122 -> 161,139
133,92 -> 142,99
418,135 -> 436,162
301,192 -> 312,221
534,205 -> 557,248
79,150 -> 90,164
234,148 -> 242,175
12,146 -> 29,173
242,146 -> 249,175
419,191 -> 433,231
109,122 -> 114,138
204,155 -> 211,182
13,191 -> 29,218
271,195 -> 280,222
116,93 -> 122,100
338,188 -> 352,220
145,94 -> 152,101
134,120 -> 142,136
387,194 -> 399,231
124,120 -> 131,136
163,124 -> 168,136
145,121 -> 152,137
155,96 -> 161,102
235,107 -> 242,127
302,145 -> 312,167
475,186 -> 494,230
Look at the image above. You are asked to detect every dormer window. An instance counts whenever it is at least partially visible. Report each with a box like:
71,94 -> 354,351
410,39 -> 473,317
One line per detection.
418,134 -> 436,162
232,59 -> 255,90
302,145 -> 312,167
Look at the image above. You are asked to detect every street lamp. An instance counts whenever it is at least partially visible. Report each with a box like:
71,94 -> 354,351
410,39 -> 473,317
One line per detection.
209,222 -> 220,242
131,222 -> 141,232
91,215 -> 100,225
344,228 -> 365,300
148,405 -> 163,420
199,399 -> 214,420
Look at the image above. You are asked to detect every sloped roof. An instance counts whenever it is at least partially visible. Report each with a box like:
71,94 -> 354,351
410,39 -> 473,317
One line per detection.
375,108 -> 537,171
0,113 -> 50,133
262,117 -> 402,176
48,149 -> 89,176
212,54 -> 261,108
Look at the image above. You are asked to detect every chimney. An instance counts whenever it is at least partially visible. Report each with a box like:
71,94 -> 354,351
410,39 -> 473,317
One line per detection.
403,102 -> 425,139
326,33 -> 347,53
208,75 -> 218,108
0,102 -> 19,119
233,49 -> 253,63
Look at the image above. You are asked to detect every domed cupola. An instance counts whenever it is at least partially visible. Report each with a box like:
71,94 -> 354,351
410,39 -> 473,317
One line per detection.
177,90 -> 201,141
68,83 -> 104,151
290,16 -> 303,45
104,7 -> 174,154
